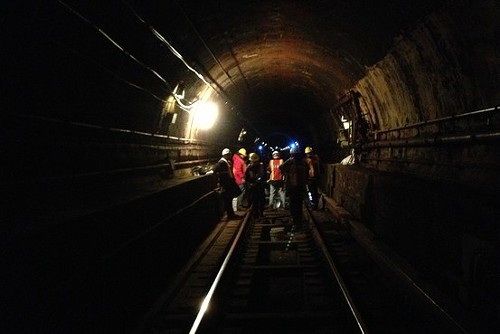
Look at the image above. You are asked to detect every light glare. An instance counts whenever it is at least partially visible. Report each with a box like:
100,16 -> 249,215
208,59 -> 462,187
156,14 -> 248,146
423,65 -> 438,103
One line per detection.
193,101 -> 218,130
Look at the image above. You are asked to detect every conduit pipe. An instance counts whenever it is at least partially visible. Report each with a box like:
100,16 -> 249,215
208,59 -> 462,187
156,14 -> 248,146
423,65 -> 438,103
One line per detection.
362,131 -> 500,149
371,106 -> 499,140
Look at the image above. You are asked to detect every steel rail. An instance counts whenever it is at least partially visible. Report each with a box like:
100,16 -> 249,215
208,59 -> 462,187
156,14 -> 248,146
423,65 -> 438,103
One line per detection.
305,206 -> 369,334
321,196 -> 469,333
189,210 -> 251,333
337,211 -> 469,333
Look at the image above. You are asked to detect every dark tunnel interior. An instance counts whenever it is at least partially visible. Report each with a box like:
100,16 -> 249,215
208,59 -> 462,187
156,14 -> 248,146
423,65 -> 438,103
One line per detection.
4,0 -> 498,180
4,0 -> 458,149
1,0 -> 499,333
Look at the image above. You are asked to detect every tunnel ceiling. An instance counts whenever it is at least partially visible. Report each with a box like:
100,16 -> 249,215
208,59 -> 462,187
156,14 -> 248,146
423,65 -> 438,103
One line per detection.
142,0 -> 449,144
4,0 -> 451,148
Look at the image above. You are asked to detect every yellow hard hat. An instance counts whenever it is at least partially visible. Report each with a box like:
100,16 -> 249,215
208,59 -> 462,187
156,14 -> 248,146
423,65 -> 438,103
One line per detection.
249,152 -> 260,162
238,148 -> 247,157
305,146 -> 313,154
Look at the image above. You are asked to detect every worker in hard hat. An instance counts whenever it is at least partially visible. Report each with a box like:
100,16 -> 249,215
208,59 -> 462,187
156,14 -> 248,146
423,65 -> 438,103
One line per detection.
305,146 -> 321,209
268,150 -> 286,209
244,152 -> 266,219
280,146 -> 309,229
233,148 -> 248,210
211,148 -> 242,220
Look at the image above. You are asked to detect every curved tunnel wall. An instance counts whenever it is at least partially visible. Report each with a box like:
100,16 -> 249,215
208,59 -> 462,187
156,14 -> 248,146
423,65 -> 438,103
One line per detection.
357,1 -> 498,130
6,1 -> 498,187
326,1 -> 499,322
353,1 -> 499,188
3,2 -> 498,232
2,1 -> 499,331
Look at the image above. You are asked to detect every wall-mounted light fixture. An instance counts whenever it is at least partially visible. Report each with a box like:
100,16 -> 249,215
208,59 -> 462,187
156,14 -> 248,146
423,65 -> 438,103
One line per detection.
168,81 -> 220,131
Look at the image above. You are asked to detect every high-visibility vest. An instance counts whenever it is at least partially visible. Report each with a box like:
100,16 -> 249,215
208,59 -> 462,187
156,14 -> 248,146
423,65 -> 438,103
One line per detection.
269,159 -> 284,181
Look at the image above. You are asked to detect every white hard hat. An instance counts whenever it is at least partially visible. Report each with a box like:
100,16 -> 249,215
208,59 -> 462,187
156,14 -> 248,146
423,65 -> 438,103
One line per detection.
222,148 -> 231,155
272,151 -> 280,157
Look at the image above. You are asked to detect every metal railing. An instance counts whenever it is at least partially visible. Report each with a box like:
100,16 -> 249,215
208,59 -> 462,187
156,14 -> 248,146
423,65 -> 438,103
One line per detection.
364,106 -> 500,149
371,106 -> 499,138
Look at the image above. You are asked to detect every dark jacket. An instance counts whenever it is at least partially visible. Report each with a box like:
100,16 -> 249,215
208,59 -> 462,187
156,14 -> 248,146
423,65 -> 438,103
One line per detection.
280,156 -> 309,189
212,157 -> 234,189
245,162 -> 266,189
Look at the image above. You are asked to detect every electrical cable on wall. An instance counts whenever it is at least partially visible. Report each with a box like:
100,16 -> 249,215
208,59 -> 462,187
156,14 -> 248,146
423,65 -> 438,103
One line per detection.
57,1 -> 177,98
120,1 -> 226,93
56,40 -> 167,103
58,0 -> 258,132
57,0 -> 210,113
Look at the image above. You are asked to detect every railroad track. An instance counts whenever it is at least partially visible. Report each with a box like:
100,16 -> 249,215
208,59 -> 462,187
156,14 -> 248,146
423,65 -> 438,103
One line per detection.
134,204 -> 469,334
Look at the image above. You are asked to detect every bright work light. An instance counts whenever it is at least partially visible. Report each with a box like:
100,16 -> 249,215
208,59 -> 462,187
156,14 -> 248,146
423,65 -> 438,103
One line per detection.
192,101 -> 218,130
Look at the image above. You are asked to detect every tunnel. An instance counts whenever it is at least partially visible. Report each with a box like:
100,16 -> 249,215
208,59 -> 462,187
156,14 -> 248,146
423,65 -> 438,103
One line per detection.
2,0 -> 499,333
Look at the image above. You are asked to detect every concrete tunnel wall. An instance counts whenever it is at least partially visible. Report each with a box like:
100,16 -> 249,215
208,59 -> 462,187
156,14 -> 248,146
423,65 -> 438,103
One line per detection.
353,0 -> 499,188
322,164 -> 497,316
321,1 -> 499,323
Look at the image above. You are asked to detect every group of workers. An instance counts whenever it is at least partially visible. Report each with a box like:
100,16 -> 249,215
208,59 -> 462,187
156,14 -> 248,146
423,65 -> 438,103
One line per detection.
210,145 -> 321,229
